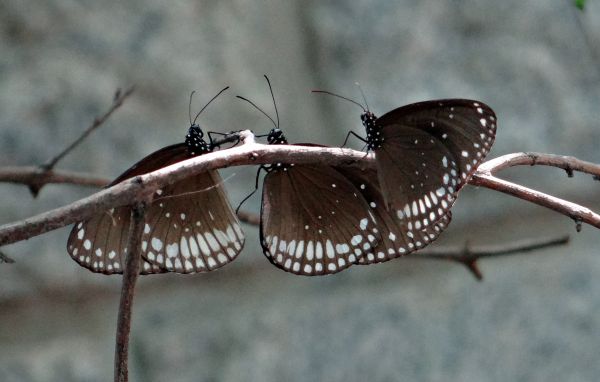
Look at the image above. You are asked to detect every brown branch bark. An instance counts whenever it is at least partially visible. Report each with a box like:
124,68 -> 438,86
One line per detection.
471,152 -> 600,230
0,166 -> 109,189
22,87 -> 134,196
413,234 -> 570,280
114,202 -> 146,382
0,135 -> 598,248
0,251 -> 15,264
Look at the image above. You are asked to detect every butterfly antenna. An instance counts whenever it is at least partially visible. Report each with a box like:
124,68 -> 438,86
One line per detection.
188,90 -> 196,125
192,86 -> 230,125
236,95 -> 278,130
354,82 -> 370,111
311,89 -> 366,112
264,75 -> 280,128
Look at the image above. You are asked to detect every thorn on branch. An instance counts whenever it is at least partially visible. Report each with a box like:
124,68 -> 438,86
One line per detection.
463,260 -> 483,281
565,166 -> 574,178
0,251 -> 15,264
28,184 -> 42,198
574,218 -> 583,232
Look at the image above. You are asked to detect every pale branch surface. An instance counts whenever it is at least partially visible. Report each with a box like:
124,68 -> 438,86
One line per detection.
0,132 -> 598,247
472,152 -> 600,229
114,202 -> 146,382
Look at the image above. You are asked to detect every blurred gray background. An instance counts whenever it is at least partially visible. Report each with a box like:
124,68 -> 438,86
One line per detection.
1,1 -> 600,381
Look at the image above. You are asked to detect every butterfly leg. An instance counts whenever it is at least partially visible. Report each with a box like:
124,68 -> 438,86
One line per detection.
342,130 -> 368,148
208,131 -> 242,150
235,165 -> 266,214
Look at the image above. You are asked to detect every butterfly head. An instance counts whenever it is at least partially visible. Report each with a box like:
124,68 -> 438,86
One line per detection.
185,124 -> 211,157
267,128 -> 287,145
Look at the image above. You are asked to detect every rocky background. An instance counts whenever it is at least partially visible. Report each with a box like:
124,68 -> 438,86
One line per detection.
1,1 -> 599,381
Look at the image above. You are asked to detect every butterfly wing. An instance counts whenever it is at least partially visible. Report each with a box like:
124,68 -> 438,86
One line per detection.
260,165 -> 380,276
67,143 -> 244,274
68,208 -> 166,274
337,166 -> 451,264
375,99 -> 496,225
141,170 -> 245,273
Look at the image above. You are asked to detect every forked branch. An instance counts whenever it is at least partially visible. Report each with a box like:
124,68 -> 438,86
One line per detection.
24,87 -> 134,196
414,234 -> 570,280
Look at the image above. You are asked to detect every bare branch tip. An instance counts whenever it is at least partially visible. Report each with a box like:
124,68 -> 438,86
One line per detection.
0,251 -> 15,264
464,260 -> 483,281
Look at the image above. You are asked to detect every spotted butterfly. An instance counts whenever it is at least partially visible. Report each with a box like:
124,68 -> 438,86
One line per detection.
314,90 -> 496,236
67,88 -> 245,274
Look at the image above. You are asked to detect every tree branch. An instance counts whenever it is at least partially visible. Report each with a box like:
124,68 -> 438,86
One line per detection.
42,87 -> 135,172
0,135 -> 598,248
0,166 -> 109,189
413,234 -> 570,280
114,202 -> 146,382
471,152 -> 600,230
24,87 -> 134,196
0,131 -> 371,246
0,251 -> 15,264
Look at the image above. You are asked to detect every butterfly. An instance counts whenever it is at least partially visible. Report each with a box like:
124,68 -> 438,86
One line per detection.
236,77 -> 451,275
313,90 -> 496,239
67,88 -> 245,274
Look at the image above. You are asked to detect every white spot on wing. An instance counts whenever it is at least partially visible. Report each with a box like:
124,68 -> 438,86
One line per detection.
166,243 -> 179,258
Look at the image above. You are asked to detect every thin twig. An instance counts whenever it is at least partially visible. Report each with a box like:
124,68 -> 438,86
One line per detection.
114,202 -> 146,382
0,251 -> 15,264
413,235 -> 570,280
23,87 -> 134,197
0,166 -> 109,189
42,87 -> 135,172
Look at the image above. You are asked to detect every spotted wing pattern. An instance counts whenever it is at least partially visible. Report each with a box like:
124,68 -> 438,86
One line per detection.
337,166 -> 451,264
67,144 -> 245,274
260,165 -> 379,276
375,99 -> 496,227
141,170 -> 245,273
68,208 -> 166,275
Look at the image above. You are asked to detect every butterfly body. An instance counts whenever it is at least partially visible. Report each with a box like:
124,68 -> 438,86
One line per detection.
361,111 -> 384,150
185,124 -> 212,156
259,128 -> 380,275
354,99 -> 497,222
68,89 -> 245,275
